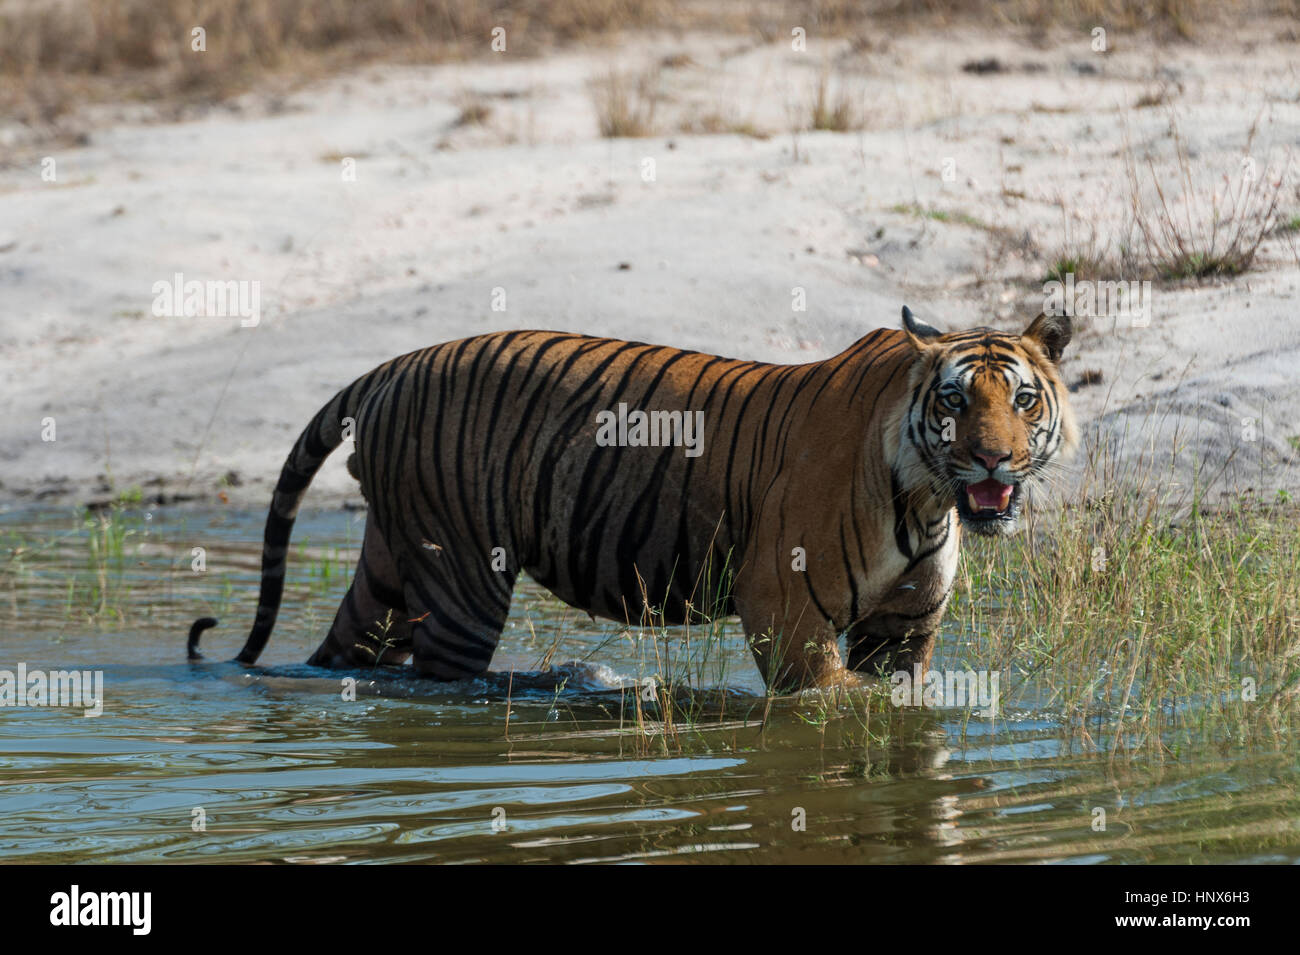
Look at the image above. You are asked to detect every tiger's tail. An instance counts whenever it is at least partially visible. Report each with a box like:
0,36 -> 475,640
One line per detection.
186,364 -> 395,664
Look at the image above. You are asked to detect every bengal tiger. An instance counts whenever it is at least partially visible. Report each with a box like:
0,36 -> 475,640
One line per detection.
187,309 -> 1076,691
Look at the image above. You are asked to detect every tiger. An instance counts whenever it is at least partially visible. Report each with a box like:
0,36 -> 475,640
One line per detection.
187,308 -> 1076,692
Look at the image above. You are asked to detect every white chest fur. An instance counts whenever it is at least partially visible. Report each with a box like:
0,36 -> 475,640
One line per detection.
861,507 -> 960,624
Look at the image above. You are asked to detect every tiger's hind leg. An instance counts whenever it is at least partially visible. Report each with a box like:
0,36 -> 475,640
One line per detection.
400,551 -> 517,681
307,518 -> 413,669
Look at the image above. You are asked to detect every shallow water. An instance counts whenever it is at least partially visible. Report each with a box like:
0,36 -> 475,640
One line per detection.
1,507 -> 1297,864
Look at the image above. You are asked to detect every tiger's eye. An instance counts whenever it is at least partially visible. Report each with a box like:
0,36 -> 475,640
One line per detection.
940,392 -> 965,412
1015,391 -> 1038,409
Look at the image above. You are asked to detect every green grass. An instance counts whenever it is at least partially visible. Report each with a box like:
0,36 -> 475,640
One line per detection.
1153,251 -> 1248,281
1038,206 -> 1129,286
0,501 -> 358,629
1043,255 -> 1115,285
0,497 -> 148,623
1275,215 -> 1300,234
890,202 -> 993,231
952,495 -> 1300,757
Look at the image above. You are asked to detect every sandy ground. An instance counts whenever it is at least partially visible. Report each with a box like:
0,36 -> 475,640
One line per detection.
1,25 -> 1298,514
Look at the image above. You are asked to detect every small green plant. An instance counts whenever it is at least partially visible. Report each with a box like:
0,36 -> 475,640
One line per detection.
359,608 -> 410,668
1043,255 -> 1109,285
891,202 -> 994,231
1039,199 -> 1133,285
79,501 -> 139,618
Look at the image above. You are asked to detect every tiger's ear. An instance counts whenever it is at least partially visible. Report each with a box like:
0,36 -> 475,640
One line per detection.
901,306 -> 943,350
1021,313 -> 1072,364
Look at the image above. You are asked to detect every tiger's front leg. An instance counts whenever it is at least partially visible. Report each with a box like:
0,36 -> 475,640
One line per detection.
743,620 -> 852,692
844,619 -> 937,676
844,584 -> 951,677
733,506 -> 865,692
847,509 -> 959,678
734,576 -> 858,693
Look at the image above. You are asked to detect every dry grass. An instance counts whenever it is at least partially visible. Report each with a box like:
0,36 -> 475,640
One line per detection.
677,111 -> 770,139
1124,117 -> 1289,280
589,69 -> 661,138
451,90 -> 493,128
1,0 -> 664,75
0,0 -> 665,123
762,0 -> 1257,38
807,72 -> 865,132
3,0 -> 1281,130
1040,115 -> 1290,288
1134,81 -> 1182,109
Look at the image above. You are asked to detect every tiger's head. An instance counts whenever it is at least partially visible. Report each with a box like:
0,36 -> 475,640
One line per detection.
894,307 -> 1078,536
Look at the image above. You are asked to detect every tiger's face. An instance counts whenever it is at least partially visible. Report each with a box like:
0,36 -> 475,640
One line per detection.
896,309 -> 1078,536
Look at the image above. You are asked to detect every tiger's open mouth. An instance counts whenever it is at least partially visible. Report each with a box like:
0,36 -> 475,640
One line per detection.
966,477 -> 1013,514
955,478 -> 1021,532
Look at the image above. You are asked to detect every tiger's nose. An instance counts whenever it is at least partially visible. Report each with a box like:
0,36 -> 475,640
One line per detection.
973,448 -> 1011,471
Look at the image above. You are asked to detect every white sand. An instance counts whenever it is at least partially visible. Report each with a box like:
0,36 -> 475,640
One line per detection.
1,26 -> 1297,513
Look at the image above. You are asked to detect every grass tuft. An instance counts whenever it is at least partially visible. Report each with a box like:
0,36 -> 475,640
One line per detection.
1124,116 -> 1287,281
589,69 -> 661,138
808,72 -> 865,132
